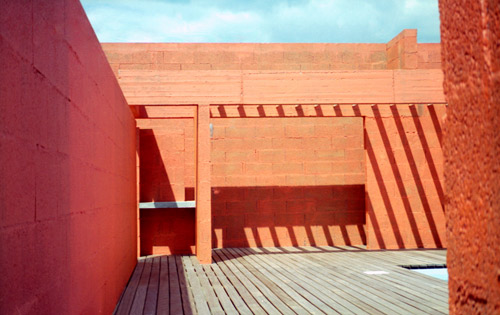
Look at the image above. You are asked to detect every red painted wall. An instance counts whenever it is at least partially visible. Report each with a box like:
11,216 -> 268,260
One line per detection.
0,1 -> 137,314
101,31 -> 447,254
102,32 -> 441,73
137,119 -> 195,256
365,104 -> 446,249
211,117 -> 365,248
439,0 -> 500,312
103,42 -> 388,72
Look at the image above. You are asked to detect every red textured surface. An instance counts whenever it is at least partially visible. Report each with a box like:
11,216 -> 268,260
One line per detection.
211,117 -> 366,247
365,104 -> 446,249
386,29 -> 418,70
417,44 -> 442,69
136,118 -> 195,256
0,1 -> 137,314
111,69 -> 445,106
102,33 -> 441,73
140,209 -> 195,255
195,105 -> 213,264
103,42 -> 389,71
439,0 -> 500,312
101,29 -> 448,257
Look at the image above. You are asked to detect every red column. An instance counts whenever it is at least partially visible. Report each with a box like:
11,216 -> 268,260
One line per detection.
195,104 -> 212,264
439,0 -> 500,312
136,127 -> 141,258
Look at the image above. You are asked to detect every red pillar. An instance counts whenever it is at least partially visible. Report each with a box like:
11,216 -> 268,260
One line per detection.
439,0 -> 500,312
136,127 -> 141,258
195,104 -> 212,264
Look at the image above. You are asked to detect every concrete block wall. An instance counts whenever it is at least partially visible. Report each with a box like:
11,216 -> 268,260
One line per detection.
417,44 -> 442,69
114,69 -> 445,106
136,118 -> 195,256
364,104 -> 446,249
101,31 -> 447,255
102,30 -> 441,74
386,29 -> 418,69
132,104 -> 446,253
211,117 -> 365,248
103,43 -> 388,72
0,1 -> 137,314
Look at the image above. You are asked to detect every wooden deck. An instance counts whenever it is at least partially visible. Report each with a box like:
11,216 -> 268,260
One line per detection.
114,246 -> 448,314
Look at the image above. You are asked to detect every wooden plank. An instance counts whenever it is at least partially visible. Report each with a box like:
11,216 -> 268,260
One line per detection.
156,256 -> 169,315
205,259 -> 252,315
282,252 -> 396,314
300,253 -> 443,314
182,256 -> 211,314
213,250 -> 281,314
237,249 -> 359,314
115,260 -> 144,315
176,256 -> 197,315
200,263 -> 239,314
312,251 -> 448,313
234,248 -> 332,314
189,256 -> 225,314
130,258 -> 152,314
262,251 -> 383,315
341,257 -> 448,314
356,251 -> 449,296
287,254 -> 404,314
143,257 -> 160,315
113,248 -> 449,314
168,256 -> 184,315
211,250 -> 265,314
227,248 -> 310,315
221,249 -> 295,315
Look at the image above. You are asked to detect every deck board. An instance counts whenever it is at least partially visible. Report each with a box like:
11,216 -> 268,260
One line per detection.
156,256 -> 169,315
114,247 -> 449,314
143,257 -> 160,315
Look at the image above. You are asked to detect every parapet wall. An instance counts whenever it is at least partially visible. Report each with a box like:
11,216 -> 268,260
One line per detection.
103,29 -> 441,72
0,1 -> 137,314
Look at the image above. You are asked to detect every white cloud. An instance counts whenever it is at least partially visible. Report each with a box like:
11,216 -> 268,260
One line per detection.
81,0 -> 440,43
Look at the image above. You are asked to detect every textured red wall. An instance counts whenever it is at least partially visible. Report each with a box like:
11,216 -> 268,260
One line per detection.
439,0 -> 500,312
0,1 -> 137,314
211,117 -> 366,247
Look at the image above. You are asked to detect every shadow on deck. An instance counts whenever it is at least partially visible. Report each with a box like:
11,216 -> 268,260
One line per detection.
114,246 -> 448,314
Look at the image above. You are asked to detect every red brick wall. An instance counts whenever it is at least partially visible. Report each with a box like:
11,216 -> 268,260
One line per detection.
439,0 -> 500,312
0,1 -> 137,314
211,117 -> 366,247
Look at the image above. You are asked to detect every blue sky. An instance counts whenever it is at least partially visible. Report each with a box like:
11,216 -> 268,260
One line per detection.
81,0 -> 440,43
